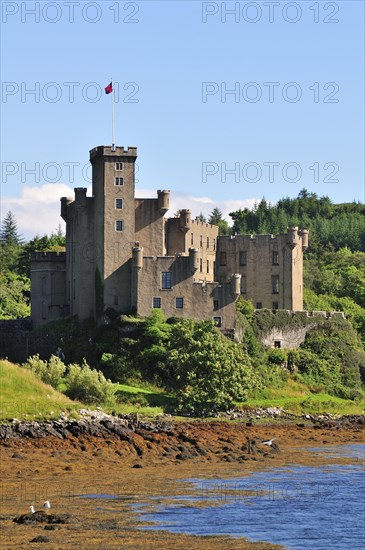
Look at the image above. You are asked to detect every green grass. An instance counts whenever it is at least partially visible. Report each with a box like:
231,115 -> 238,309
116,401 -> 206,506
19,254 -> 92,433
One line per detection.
0,360 -> 80,421
112,382 -> 176,414
242,378 -> 365,416
1,359 -> 363,422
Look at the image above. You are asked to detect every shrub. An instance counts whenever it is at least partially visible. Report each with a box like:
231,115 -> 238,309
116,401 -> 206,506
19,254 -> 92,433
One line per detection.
267,349 -> 287,366
23,354 -> 66,388
65,360 -> 114,404
166,319 -> 259,415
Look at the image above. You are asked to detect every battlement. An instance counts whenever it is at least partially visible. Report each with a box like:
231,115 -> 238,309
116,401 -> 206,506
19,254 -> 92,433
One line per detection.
191,219 -> 217,229
255,308 -> 345,320
31,251 -> 66,262
89,145 -> 137,160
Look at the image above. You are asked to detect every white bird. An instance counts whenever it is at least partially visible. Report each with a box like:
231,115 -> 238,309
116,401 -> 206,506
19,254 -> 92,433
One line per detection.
262,438 -> 276,446
43,500 -> 51,511
29,505 -> 35,514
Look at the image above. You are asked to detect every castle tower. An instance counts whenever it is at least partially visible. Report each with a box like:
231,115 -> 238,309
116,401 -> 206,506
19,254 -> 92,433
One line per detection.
90,145 -> 137,314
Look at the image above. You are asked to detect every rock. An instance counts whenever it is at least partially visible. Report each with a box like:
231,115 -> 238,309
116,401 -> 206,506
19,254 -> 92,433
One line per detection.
30,535 -> 50,542
11,452 -> 23,459
176,451 -> 192,461
14,512 -> 70,525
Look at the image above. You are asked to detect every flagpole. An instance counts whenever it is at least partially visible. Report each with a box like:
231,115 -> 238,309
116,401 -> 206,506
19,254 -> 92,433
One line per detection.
111,78 -> 115,151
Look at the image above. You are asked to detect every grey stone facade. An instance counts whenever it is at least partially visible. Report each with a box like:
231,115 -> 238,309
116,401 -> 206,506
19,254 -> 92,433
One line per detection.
30,145 -> 308,335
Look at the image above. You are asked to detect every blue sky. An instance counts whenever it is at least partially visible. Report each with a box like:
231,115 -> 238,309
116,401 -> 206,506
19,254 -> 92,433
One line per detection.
1,0 -> 364,238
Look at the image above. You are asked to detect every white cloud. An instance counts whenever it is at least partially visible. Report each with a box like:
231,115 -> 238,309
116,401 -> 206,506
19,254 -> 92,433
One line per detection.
1,184 -> 259,241
1,184 -> 74,240
135,188 -> 259,222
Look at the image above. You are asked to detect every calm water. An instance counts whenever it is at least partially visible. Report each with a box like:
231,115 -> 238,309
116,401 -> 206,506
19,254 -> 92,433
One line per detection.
133,444 -> 365,550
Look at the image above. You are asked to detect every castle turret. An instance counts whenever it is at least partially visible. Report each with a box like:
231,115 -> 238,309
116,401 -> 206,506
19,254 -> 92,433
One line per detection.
179,209 -> 191,233
287,227 -> 300,249
157,189 -> 170,214
230,273 -> 241,299
299,229 -> 309,251
189,247 -> 199,272
89,145 -> 138,314
132,246 -> 143,271
60,196 -> 73,221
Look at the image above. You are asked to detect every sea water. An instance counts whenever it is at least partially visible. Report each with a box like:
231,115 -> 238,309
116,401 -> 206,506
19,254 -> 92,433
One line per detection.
134,444 -> 365,550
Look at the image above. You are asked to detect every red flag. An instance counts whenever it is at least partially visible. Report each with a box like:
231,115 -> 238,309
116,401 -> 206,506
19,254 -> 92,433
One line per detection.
105,82 -> 113,94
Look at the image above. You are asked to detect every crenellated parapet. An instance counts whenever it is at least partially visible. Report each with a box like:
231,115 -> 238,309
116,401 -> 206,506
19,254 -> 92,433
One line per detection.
89,145 -> 137,161
31,251 -> 66,262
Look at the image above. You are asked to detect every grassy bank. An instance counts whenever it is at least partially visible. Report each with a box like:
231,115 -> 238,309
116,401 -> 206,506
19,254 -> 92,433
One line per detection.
0,360 -> 79,421
242,378 -> 365,416
0,360 -> 363,421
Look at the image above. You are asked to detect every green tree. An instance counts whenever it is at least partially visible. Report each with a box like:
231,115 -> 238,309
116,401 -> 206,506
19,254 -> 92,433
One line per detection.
0,211 -> 23,246
0,211 -> 23,273
208,207 -> 230,235
0,272 -> 30,319
166,319 -> 258,415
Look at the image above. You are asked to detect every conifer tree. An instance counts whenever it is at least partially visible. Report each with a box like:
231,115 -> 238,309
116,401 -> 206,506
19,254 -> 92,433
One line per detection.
0,211 -> 23,245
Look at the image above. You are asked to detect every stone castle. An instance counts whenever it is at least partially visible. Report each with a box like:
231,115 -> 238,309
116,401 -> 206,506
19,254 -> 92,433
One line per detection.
30,145 -> 309,336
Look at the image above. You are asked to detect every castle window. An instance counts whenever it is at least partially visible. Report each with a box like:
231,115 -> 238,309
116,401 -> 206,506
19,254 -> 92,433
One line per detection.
272,251 -> 279,265
116,220 -> 124,231
213,316 -> 222,327
213,300 -> 219,310
176,297 -> 184,309
207,260 -> 209,273
207,237 -> 210,248
272,275 -> 279,294
241,276 -> 246,293
220,251 -> 227,266
274,340 -> 281,349
161,272 -> 172,289
115,177 -> 124,186
256,302 -> 262,309
200,258 -> 203,272
41,301 -> 47,320
213,238 -> 216,250
239,251 -> 247,266
115,162 -> 123,171
153,297 -> 161,308
272,301 -> 279,310
115,198 -> 123,209
200,235 -> 203,247
191,233 -> 194,245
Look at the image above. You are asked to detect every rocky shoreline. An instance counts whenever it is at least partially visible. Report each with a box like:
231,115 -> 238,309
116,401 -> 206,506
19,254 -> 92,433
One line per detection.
1,411 -> 364,549
1,410 -> 364,466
